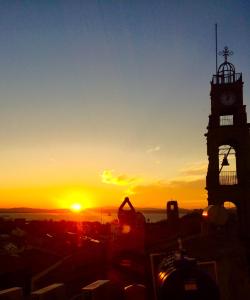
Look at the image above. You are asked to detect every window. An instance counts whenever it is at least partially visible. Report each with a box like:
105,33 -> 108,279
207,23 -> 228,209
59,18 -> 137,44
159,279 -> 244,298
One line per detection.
220,115 -> 233,126
219,145 -> 237,185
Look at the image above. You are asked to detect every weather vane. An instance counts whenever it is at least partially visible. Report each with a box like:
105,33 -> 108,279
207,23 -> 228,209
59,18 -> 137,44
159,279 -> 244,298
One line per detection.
218,46 -> 233,62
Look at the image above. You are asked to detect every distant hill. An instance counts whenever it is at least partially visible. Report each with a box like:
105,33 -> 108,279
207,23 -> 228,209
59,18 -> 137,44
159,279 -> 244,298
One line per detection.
0,207 -> 69,213
0,206 -> 192,215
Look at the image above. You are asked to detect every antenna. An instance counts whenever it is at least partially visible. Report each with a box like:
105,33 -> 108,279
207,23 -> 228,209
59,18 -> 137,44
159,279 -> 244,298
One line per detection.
215,23 -> 218,73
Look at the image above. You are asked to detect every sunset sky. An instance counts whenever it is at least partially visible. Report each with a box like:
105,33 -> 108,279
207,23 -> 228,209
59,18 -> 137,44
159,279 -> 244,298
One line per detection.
0,1 -> 250,209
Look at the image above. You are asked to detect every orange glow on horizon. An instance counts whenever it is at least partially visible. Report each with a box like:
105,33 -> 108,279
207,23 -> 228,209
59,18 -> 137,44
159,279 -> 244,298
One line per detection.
0,176 -> 207,210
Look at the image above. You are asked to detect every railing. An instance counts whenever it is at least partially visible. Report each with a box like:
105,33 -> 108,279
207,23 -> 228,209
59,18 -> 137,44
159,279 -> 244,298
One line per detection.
219,171 -> 238,185
212,73 -> 242,84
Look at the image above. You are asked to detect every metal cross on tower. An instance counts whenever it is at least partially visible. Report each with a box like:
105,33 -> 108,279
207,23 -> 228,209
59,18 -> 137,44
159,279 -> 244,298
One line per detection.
218,46 -> 233,62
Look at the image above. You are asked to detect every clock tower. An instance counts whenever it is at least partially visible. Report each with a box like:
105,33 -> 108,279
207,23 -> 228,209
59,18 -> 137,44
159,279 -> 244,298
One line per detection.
206,46 -> 250,239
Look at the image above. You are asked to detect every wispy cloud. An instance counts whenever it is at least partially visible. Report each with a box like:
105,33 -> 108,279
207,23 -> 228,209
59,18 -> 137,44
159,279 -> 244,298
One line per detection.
130,177 -> 207,209
180,162 -> 207,176
101,170 -> 140,186
146,146 -> 161,153
100,162 -> 208,209
170,161 -> 207,182
123,162 -> 208,208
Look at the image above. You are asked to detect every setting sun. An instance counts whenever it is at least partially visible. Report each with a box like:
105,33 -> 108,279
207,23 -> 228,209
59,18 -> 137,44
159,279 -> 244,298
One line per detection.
70,203 -> 82,213
56,190 -> 95,211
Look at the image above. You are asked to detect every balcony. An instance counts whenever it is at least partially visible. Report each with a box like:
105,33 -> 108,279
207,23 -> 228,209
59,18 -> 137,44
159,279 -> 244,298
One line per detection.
219,171 -> 238,185
212,73 -> 241,84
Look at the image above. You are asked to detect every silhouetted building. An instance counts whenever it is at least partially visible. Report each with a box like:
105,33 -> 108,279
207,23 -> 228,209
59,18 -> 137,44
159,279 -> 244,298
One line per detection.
205,46 -> 250,239
118,197 -> 145,231
166,200 -> 179,224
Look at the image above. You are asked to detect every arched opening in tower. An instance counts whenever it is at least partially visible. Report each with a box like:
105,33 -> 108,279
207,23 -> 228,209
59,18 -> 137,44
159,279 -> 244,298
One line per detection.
224,201 -> 237,210
218,145 -> 238,185
223,201 -> 238,226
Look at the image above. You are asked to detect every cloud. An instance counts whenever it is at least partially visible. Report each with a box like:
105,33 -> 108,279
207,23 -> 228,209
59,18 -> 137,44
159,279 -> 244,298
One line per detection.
130,178 -> 207,209
169,161 -> 207,182
101,170 -> 140,186
146,146 -> 161,153
100,162 -> 208,209
180,162 -> 207,176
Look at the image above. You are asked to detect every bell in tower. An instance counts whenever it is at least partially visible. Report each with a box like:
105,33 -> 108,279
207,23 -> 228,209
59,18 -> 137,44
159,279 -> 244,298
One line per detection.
205,46 -> 250,240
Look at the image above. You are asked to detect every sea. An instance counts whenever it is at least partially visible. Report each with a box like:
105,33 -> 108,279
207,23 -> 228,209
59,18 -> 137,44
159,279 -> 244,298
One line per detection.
0,211 -> 171,223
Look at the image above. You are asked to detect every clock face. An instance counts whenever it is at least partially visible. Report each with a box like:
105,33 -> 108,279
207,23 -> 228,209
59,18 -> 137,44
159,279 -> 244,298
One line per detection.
220,92 -> 236,106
